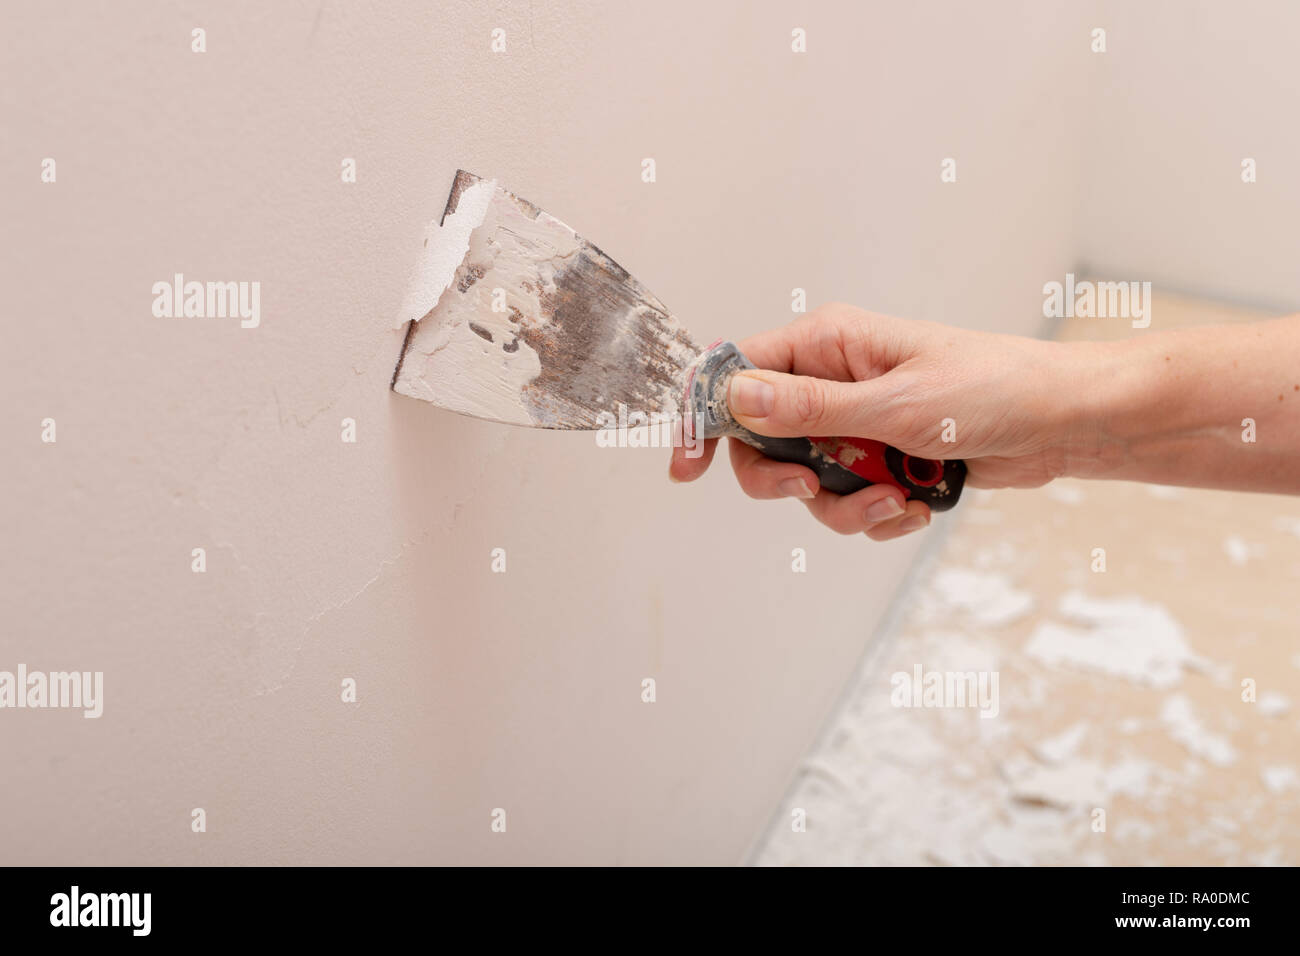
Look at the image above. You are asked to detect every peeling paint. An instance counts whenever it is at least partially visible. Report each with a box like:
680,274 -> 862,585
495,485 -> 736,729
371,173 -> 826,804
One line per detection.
395,178 -> 497,330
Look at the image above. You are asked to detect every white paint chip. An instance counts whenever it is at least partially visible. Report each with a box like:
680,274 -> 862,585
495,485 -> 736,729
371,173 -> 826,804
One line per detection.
1034,722 -> 1089,764
1261,766 -> 1298,794
1257,691 -> 1291,717
1273,516 -> 1300,539
1160,695 -> 1237,767
1024,592 -> 1203,688
923,568 -> 1034,629
1009,760 -> 1107,808
1103,758 -> 1153,798
395,178 -> 497,329
1223,535 -> 1252,566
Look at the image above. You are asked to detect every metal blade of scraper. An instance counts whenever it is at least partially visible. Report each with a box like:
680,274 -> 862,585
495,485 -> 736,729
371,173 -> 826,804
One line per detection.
392,169 -> 703,429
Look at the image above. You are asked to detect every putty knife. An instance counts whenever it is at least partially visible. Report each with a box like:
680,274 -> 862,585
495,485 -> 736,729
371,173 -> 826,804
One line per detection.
391,170 -> 965,511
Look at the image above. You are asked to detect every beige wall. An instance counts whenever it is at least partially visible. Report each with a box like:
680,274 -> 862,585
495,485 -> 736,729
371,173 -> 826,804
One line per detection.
1076,0 -> 1300,310
4,1 -> 1086,863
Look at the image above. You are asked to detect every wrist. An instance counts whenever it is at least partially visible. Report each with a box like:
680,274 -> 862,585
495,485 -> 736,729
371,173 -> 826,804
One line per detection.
1053,337 -> 1168,481
1056,331 -> 1230,483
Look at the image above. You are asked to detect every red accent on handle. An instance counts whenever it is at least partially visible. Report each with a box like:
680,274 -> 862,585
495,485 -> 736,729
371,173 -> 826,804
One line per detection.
901,455 -> 943,487
808,436 -> 944,496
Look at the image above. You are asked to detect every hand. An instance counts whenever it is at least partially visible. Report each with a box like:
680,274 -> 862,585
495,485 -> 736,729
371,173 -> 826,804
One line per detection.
669,303 -> 1080,539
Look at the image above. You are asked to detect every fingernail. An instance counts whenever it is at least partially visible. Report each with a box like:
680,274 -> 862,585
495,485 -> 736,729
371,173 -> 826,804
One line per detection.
900,514 -> 930,532
729,373 -> 775,418
778,477 -> 816,499
865,497 -> 905,523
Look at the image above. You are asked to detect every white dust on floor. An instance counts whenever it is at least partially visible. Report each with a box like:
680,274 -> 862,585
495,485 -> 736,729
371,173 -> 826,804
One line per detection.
1023,592 -> 1207,688
755,477 -> 1300,866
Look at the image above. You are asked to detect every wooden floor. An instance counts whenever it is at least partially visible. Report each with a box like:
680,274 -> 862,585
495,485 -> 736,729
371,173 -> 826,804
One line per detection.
757,291 -> 1300,865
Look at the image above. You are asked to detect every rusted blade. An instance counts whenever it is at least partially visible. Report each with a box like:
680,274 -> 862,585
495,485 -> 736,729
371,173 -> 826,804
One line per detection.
392,170 -> 701,429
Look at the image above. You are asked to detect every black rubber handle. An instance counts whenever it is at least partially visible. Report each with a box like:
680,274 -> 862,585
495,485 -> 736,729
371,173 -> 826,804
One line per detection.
685,342 -> 966,512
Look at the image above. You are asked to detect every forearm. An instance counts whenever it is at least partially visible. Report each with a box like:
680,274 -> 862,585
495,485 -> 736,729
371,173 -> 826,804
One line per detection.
1061,316 -> 1300,493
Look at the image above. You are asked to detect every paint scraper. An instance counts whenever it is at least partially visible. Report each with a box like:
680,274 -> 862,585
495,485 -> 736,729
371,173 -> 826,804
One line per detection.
391,170 -> 965,511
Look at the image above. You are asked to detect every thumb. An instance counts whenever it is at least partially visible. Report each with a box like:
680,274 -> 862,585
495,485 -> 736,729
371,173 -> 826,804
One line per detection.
727,369 -> 895,439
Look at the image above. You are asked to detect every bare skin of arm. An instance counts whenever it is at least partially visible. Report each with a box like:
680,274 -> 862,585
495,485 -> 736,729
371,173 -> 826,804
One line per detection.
669,303 -> 1300,540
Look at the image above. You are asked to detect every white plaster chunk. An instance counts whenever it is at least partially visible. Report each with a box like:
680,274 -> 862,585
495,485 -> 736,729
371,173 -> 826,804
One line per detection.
1033,721 -> 1089,764
1257,691 -> 1291,717
1261,766 -> 1298,794
1023,591 -> 1203,688
1160,694 -> 1238,767
922,568 -> 1034,629
1009,760 -> 1108,808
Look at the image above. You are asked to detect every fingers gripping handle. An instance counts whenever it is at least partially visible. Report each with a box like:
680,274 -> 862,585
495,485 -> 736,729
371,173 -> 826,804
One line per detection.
684,341 -> 966,512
